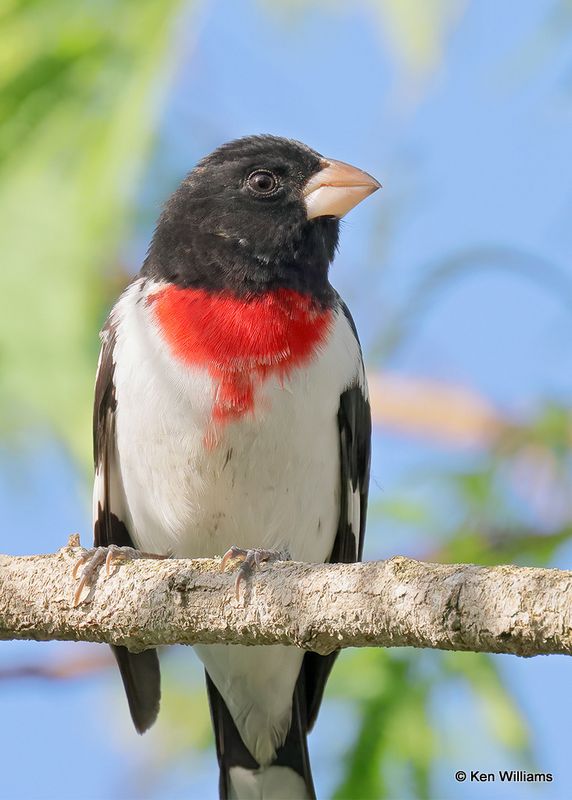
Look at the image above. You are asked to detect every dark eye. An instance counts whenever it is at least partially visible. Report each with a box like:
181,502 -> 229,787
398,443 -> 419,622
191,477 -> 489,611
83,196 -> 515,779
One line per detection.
247,170 -> 278,195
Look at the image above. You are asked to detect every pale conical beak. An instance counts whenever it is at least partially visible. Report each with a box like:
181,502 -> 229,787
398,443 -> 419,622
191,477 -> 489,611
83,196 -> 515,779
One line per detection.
303,158 -> 381,220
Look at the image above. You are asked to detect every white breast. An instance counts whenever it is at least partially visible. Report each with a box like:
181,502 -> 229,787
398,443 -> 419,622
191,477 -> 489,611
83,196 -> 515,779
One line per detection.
111,279 -> 362,563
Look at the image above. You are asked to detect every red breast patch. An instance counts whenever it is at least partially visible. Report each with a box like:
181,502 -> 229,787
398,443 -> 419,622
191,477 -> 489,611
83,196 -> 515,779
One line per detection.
148,285 -> 333,422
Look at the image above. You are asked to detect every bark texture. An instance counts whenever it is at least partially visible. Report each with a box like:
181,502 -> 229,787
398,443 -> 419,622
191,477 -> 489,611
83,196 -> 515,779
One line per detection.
1,536 -> 571,657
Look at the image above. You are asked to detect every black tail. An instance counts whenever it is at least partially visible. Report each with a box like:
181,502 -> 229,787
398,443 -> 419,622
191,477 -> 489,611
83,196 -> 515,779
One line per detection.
206,670 -> 316,800
112,645 -> 161,734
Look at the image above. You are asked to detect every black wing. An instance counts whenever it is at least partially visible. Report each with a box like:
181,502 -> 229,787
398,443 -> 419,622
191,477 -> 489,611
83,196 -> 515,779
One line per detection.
303,301 -> 371,728
93,318 -> 161,734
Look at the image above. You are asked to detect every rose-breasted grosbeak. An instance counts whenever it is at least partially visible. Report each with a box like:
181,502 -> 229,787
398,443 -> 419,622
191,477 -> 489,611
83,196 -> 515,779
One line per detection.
79,135 -> 379,799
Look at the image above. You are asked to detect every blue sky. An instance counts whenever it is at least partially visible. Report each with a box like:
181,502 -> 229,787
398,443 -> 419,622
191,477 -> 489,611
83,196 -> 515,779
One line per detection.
2,1 -> 572,798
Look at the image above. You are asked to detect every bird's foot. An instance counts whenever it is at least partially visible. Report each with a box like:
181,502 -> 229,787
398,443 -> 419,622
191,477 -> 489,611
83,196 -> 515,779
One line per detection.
72,545 -> 167,606
220,545 -> 290,600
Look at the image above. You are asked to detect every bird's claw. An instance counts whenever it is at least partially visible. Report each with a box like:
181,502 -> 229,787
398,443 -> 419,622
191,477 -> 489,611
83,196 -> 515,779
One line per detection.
220,545 -> 290,600
72,545 -> 166,607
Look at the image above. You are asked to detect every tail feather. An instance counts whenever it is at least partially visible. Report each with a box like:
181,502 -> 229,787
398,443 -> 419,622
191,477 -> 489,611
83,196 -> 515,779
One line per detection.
112,645 -> 161,734
206,671 -> 258,798
205,670 -> 316,800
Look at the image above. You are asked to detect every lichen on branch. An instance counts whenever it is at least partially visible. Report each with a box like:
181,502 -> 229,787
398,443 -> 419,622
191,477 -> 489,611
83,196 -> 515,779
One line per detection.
1,536 -> 571,658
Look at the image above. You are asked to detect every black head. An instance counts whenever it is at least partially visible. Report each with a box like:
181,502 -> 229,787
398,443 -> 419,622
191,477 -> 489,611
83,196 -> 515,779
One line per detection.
143,135 -> 380,301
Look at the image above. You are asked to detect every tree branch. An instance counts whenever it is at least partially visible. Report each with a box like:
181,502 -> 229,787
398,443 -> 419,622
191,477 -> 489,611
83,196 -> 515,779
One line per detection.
1,536 -> 571,658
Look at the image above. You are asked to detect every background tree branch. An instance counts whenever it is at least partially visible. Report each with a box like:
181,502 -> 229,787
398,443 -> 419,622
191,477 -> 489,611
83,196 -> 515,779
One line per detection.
1,536 -> 571,658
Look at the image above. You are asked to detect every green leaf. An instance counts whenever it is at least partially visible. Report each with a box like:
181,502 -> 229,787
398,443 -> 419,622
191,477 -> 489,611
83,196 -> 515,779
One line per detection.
0,0 -> 186,463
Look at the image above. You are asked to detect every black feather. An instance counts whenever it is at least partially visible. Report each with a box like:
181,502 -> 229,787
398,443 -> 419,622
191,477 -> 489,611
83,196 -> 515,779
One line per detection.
112,646 -> 161,735
205,672 -> 259,800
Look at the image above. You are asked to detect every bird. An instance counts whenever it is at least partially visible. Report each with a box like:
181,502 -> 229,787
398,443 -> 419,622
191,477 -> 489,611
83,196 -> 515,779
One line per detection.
74,134 -> 378,799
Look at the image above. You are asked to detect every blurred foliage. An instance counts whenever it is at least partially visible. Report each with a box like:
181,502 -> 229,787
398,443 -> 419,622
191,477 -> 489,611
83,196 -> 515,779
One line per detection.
0,0 -> 184,461
372,0 -> 465,81
327,647 -> 532,800
331,650 -> 435,800
2,1 -> 572,800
